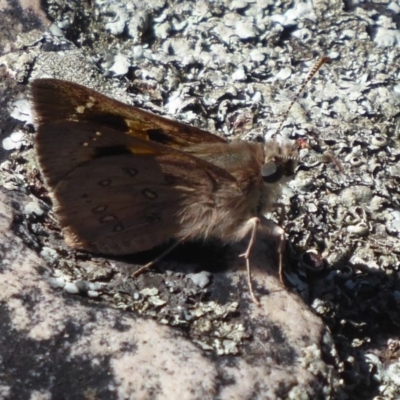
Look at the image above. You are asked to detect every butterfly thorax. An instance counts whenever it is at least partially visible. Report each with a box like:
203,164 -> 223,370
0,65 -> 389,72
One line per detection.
177,140 -> 294,243
185,140 -> 264,209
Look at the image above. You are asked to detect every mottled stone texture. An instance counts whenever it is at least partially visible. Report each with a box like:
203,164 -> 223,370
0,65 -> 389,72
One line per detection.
3,0 -> 400,398
0,189 -> 334,399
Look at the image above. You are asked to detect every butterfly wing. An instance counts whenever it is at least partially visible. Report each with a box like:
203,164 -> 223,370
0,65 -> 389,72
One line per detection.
34,120 -> 239,255
31,79 -> 226,150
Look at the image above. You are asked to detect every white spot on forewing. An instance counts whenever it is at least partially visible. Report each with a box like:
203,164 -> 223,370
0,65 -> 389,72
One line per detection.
86,96 -> 96,108
76,105 -> 85,114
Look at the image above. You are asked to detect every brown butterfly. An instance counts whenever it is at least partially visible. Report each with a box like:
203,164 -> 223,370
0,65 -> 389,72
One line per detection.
31,58 -> 330,303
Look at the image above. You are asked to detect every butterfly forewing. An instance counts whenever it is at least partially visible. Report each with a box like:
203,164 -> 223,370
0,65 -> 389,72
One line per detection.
31,79 -> 226,150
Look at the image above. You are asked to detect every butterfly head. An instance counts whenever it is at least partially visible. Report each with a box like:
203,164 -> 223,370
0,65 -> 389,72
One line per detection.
261,140 -> 300,184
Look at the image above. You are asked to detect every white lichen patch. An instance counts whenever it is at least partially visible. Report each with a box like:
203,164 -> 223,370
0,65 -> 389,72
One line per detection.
2,131 -> 27,151
4,0 -> 400,396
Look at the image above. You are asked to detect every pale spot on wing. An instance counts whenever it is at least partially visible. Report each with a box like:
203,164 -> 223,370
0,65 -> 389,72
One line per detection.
142,189 -> 157,199
173,185 -> 196,192
92,205 -> 107,213
100,215 -> 117,223
113,223 -> 124,232
98,179 -> 111,186
76,105 -> 85,113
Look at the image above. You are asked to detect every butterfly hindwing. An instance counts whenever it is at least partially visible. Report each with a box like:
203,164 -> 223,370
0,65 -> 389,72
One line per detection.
35,120 -> 239,254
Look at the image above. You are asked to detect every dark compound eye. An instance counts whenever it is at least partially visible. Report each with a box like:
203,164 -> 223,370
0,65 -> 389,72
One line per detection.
261,161 -> 283,183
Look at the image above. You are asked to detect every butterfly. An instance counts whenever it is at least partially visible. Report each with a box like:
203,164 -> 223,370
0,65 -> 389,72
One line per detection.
31,57 -> 330,303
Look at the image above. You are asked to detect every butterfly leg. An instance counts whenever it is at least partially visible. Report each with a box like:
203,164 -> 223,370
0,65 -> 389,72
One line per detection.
275,224 -> 286,283
272,203 -> 287,283
131,238 -> 187,278
239,217 -> 260,304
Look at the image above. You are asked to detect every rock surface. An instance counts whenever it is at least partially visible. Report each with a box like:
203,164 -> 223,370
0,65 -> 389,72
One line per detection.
2,0 -> 400,399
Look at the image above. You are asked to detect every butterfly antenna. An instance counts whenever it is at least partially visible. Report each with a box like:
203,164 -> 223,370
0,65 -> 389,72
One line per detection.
304,151 -> 344,172
272,56 -> 331,139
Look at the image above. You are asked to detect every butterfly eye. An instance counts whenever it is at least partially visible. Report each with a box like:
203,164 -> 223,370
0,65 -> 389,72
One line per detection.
261,161 -> 283,183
